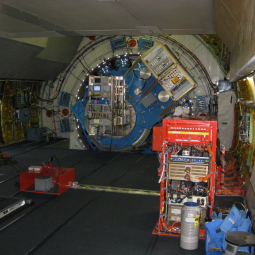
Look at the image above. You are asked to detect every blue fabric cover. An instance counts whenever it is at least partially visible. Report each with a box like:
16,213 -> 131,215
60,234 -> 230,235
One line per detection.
205,219 -> 224,250
205,205 -> 252,253
211,211 -> 223,220
222,218 -> 252,253
220,204 -> 245,233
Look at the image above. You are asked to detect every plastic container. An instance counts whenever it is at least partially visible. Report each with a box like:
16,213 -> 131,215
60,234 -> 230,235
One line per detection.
180,202 -> 201,250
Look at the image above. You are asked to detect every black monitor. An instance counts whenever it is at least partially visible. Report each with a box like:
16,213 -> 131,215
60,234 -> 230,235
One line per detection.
94,78 -> 101,83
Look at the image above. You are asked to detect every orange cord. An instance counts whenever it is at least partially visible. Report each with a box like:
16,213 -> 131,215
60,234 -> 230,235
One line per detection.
160,217 -> 181,234
215,152 -> 245,196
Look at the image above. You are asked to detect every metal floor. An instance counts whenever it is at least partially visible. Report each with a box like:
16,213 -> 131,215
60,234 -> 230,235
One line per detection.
0,139 -> 205,255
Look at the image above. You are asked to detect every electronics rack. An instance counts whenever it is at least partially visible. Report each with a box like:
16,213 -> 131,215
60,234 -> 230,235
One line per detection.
140,42 -> 196,101
87,76 -> 132,138
153,116 -> 217,236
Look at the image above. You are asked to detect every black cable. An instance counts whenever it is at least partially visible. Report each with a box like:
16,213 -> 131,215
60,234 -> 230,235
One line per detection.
80,55 -> 91,72
132,69 -> 147,91
36,77 -> 64,102
6,164 -> 21,175
51,155 -> 63,173
141,80 -> 146,90
70,72 -> 84,83
132,70 -> 141,80
77,57 -> 91,75
35,81 -> 60,102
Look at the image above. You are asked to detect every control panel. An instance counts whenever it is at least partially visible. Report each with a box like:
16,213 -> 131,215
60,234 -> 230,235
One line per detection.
142,44 -> 174,78
159,66 -> 194,100
140,42 -> 196,101
87,76 -> 134,138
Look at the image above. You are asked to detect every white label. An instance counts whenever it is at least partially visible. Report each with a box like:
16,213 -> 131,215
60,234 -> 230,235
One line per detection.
188,213 -> 194,218
94,119 -> 99,124
171,216 -> 181,221
134,88 -> 141,95
185,218 -> 195,223
171,209 -> 181,215
229,218 -> 235,225
28,166 -> 42,171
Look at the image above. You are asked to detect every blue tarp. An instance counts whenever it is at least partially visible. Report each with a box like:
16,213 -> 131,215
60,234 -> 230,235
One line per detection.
220,204 -> 246,234
205,219 -> 224,250
205,204 -> 252,253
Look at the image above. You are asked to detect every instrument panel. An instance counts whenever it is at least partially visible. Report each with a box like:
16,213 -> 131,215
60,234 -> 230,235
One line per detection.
142,44 -> 174,78
141,42 -> 196,101
87,76 -> 134,138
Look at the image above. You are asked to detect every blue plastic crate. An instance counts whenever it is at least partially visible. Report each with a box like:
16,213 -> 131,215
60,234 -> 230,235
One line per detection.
138,39 -> 154,49
197,96 -> 207,111
110,38 -> 125,50
59,92 -> 70,106
60,119 -> 70,133
15,108 -> 30,122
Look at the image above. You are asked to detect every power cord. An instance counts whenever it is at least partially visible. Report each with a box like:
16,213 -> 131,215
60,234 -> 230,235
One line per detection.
51,155 -> 64,173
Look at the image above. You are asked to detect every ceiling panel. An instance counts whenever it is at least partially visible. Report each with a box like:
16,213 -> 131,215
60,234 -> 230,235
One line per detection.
1,0 -> 215,37
3,1 -> 143,30
0,36 -> 71,80
76,29 -> 140,36
162,29 -> 211,34
0,13 -> 48,33
37,37 -> 83,64
117,0 -> 214,30
213,0 -> 240,51
0,30 -> 64,38
222,0 -> 248,24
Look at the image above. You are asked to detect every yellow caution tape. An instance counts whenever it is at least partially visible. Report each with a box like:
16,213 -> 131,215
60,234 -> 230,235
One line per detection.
168,131 -> 209,135
73,184 -> 160,196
